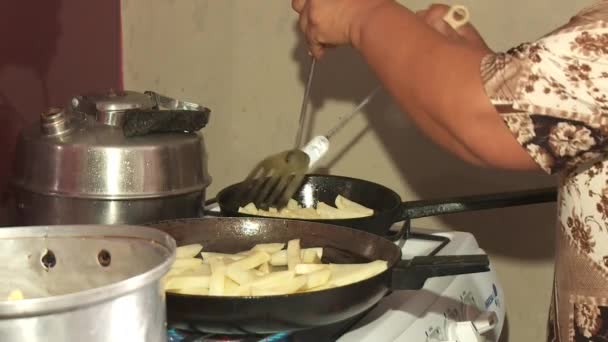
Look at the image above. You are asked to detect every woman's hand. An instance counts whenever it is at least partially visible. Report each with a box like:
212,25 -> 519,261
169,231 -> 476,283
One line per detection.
415,4 -> 491,51
291,0 -> 393,58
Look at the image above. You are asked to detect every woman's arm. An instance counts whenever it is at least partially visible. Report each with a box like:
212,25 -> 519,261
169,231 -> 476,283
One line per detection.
294,0 -> 538,170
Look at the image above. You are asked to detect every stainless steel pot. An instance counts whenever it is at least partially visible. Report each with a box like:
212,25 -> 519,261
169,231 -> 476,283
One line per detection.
10,90 -> 212,226
0,224 -> 176,342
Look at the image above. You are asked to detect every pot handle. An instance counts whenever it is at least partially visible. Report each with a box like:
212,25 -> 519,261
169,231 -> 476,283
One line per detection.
397,187 -> 557,221
391,255 -> 490,290
122,108 -> 210,137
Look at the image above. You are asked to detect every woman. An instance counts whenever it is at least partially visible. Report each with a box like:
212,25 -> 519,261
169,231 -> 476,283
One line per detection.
292,1 -> 608,340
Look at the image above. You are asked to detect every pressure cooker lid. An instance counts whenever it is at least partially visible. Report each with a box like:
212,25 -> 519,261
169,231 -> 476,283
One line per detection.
12,90 -> 212,199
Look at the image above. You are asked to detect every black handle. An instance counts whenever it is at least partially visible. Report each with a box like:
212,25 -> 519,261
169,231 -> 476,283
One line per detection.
398,187 -> 557,221
123,108 -> 210,137
391,255 -> 490,290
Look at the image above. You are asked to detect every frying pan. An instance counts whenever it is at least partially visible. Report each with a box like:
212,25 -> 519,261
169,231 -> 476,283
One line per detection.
148,217 -> 489,335
214,174 -> 557,238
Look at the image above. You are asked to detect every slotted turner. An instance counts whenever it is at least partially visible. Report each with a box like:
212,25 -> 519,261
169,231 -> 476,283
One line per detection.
238,4 -> 470,209
238,87 -> 380,209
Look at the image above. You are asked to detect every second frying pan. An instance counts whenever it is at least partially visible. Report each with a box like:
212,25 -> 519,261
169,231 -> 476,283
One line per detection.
148,217 -> 489,335
215,174 -> 557,238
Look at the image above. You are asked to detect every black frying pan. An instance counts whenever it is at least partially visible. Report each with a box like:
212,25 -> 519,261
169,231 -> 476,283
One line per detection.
148,217 -> 489,335
214,174 -> 557,238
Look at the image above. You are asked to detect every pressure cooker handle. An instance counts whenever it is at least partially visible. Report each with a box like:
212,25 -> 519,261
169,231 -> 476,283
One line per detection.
398,187 -> 557,221
123,108 -> 210,137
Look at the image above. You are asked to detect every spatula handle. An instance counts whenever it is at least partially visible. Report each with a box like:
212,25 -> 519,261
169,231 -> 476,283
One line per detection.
300,135 -> 330,168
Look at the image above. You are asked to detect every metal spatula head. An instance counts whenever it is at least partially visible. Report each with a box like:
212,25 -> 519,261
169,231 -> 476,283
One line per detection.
237,86 -> 379,210
238,149 -> 310,209
237,135 -> 330,209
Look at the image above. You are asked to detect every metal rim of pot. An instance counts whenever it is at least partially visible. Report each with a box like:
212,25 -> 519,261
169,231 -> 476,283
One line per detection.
0,225 -> 176,317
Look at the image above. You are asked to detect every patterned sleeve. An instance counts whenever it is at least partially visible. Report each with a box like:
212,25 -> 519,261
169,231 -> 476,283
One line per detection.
480,2 -> 608,174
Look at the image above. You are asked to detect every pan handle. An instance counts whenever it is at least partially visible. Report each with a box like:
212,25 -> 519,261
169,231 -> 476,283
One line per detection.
397,187 -> 557,221
391,255 -> 490,290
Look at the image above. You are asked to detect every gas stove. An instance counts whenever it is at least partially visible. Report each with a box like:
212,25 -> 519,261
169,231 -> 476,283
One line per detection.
168,210 -> 504,342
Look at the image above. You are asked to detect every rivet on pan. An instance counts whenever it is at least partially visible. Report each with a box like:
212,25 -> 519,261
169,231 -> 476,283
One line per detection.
97,249 -> 111,267
40,249 -> 56,271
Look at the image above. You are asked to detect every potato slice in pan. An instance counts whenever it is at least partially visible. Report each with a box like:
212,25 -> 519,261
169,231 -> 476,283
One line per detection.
287,239 -> 301,271
334,195 -> 374,216
270,248 -> 323,266
201,252 -> 245,263
228,252 -> 270,271
172,258 -> 204,269
169,287 -> 209,296
251,243 -> 285,254
328,260 -> 388,287
295,263 -> 328,275
258,262 -> 271,274
302,268 -> 331,290
176,244 -> 203,259
226,268 -> 259,286
208,258 -> 226,296
165,275 -> 211,291
251,275 -> 307,296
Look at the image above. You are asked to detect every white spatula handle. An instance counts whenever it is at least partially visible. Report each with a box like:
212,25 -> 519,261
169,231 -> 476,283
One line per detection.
300,135 -> 330,168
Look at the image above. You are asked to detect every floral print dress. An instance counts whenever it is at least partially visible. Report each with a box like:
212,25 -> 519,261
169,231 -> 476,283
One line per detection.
480,2 -> 608,341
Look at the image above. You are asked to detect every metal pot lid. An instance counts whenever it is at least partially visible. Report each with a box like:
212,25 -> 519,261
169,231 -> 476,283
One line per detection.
12,90 -> 211,199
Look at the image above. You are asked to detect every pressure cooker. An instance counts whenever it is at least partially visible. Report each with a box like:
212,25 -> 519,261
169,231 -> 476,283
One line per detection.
10,90 -> 211,225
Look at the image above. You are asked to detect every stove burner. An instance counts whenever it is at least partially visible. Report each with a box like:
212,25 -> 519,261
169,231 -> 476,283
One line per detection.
168,328 -> 291,342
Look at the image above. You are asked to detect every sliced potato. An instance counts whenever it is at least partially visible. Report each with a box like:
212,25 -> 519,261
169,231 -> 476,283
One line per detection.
303,283 -> 332,292
238,195 -> 373,219
248,270 -> 295,289
251,275 -> 307,296
7,289 -> 24,301
316,202 -> 356,219
335,195 -> 374,216
201,252 -> 245,263
169,287 -> 209,296
303,268 -> 331,290
238,203 -> 259,215
251,243 -> 285,254
270,248 -> 322,266
328,260 -> 388,287
286,199 -> 301,210
301,249 -> 322,264
176,263 -> 211,277
287,239 -> 301,271
208,258 -> 226,296
258,262 -> 270,274
176,244 -> 203,259
172,258 -> 203,269
226,268 -> 259,285
228,251 -> 270,270
295,263 -> 328,275
165,275 -> 211,290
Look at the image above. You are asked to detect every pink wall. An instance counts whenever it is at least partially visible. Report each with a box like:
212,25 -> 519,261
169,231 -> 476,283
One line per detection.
0,0 -> 122,202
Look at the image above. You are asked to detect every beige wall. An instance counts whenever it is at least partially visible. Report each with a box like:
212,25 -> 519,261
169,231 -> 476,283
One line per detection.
121,1 -> 594,340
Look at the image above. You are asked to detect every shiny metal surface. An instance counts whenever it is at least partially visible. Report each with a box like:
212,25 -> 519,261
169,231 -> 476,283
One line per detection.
11,89 -> 210,226
0,224 -> 176,342
13,90 -> 210,200
146,90 -> 206,111
13,189 -> 205,225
